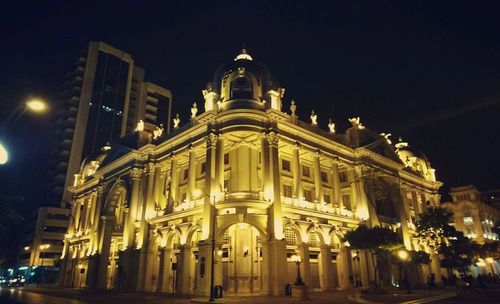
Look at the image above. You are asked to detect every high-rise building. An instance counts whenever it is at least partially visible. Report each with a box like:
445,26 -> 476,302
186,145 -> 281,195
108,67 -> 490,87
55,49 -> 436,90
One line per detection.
16,42 -> 172,284
47,41 -> 172,207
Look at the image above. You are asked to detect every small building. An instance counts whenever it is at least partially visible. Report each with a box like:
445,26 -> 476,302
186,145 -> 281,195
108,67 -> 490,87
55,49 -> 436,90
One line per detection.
442,185 -> 500,274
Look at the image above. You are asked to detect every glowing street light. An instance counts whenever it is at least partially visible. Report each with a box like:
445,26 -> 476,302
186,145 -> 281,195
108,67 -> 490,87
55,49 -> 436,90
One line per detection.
0,142 -> 7,165
0,97 -> 49,165
397,249 -> 411,293
291,254 -> 305,286
26,99 -> 48,113
397,249 -> 409,261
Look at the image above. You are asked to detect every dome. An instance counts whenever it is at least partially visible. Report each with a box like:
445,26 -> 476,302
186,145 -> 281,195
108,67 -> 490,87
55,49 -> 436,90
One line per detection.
210,49 -> 279,95
395,139 -> 436,181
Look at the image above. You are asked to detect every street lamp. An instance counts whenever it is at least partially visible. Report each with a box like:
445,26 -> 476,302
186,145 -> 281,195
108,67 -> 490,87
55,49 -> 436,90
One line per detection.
397,249 -> 411,294
291,254 -> 305,286
0,97 -> 49,165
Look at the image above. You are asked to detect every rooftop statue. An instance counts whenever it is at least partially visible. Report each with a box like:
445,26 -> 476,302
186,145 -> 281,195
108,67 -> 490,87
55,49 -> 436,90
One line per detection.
135,120 -> 144,132
348,117 -> 365,130
191,102 -> 198,118
153,124 -> 164,139
173,113 -> 180,129
290,100 -> 297,116
310,110 -> 318,125
328,119 -> 336,134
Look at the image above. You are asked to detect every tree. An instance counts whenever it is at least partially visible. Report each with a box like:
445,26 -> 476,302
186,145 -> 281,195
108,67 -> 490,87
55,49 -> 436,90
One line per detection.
410,250 -> 431,265
415,207 -> 480,274
0,195 -> 26,269
344,225 -> 402,286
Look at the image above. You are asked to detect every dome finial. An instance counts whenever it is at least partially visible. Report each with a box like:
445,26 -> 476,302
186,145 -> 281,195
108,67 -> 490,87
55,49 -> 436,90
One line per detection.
235,43 -> 253,61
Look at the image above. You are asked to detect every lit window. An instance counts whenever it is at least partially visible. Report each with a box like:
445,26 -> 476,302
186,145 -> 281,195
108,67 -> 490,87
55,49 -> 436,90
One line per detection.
339,172 -> 348,183
283,185 -> 293,198
282,159 -> 291,172
342,194 -> 351,210
463,216 -> 473,225
321,171 -> 328,182
324,194 -> 331,204
224,153 -> 229,165
302,166 -> 310,177
284,228 -> 297,246
303,190 -> 313,202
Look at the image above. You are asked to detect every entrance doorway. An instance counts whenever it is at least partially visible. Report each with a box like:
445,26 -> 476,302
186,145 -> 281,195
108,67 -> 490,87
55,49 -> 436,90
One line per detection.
220,223 -> 262,294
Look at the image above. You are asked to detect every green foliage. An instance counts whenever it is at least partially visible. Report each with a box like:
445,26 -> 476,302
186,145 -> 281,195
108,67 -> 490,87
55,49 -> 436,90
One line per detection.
478,241 -> 500,259
410,250 -> 431,265
0,195 -> 26,268
439,230 -> 480,273
344,225 -> 403,286
415,206 -> 480,273
344,225 -> 402,253
415,207 -> 455,248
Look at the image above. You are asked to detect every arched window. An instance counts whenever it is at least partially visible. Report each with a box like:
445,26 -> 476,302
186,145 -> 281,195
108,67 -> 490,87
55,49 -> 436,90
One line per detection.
230,76 -> 253,99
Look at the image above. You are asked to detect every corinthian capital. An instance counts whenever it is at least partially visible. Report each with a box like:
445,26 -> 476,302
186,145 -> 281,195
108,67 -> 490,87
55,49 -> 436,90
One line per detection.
130,167 -> 143,180
206,132 -> 218,148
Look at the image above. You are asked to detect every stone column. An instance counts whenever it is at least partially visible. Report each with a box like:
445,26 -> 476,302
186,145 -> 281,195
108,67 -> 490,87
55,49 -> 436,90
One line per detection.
158,248 -> 173,292
399,187 -> 413,249
152,164 -> 162,210
124,168 -> 142,249
195,241 -> 213,296
337,247 -> 352,289
359,251 -> 370,288
216,135 -> 225,194
90,186 -> 104,254
96,215 -> 115,289
261,133 -> 271,201
331,158 -> 341,208
267,131 -> 283,239
202,133 -> 218,240
144,163 -> 156,220
319,245 -> 334,291
261,239 -> 287,295
348,169 -> 358,212
298,243 -> 311,285
167,155 -> 178,213
176,245 -> 192,294
74,198 -> 83,232
142,230 -> 158,291
313,150 -> 324,204
186,145 -> 197,203
292,142 -> 303,200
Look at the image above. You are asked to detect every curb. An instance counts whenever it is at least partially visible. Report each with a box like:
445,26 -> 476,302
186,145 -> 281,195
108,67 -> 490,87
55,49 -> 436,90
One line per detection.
347,291 -> 457,304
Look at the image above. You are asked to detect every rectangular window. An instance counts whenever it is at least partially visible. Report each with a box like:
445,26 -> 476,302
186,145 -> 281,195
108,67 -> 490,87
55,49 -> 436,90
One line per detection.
182,192 -> 187,201
224,180 -> 229,191
201,162 -> 206,174
283,185 -> 293,197
224,153 -> 229,165
282,159 -> 291,172
302,166 -> 310,177
321,171 -> 328,182
183,169 -> 189,180
324,194 -> 331,204
303,190 -> 313,202
342,194 -> 351,210
339,172 -> 348,183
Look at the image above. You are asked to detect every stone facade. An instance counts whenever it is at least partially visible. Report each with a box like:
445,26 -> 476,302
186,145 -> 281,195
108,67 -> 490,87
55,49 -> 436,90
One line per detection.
60,50 -> 442,295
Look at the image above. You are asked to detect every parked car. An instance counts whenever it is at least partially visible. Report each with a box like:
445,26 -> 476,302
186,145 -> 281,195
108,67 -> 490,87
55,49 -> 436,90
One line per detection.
7,276 -> 25,287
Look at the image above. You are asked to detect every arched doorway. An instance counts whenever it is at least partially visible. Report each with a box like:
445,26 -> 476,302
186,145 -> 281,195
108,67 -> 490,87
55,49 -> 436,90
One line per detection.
220,223 -> 263,294
100,182 -> 127,290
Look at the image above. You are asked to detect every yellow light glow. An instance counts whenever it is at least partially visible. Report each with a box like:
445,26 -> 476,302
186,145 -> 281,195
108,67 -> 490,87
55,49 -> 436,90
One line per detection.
486,257 -> 494,264
24,246 -> 30,251
193,188 -> 202,199
0,142 -> 8,165
291,254 -> 301,263
39,244 -> 51,250
398,249 -> 409,261
26,99 -> 47,112
217,249 -> 223,256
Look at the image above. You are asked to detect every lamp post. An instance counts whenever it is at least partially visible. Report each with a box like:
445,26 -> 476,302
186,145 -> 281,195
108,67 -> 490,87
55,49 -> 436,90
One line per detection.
0,97 -> 48,165
397,249 -> 411,293
209,195 -> 216,302
291,254 -> 304,286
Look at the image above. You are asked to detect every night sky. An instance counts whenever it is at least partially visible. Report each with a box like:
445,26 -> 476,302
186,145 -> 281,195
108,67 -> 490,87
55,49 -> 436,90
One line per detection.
1,1 -> 500,207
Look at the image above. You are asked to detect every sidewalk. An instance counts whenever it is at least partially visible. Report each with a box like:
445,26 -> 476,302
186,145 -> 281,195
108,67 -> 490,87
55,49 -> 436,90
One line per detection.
348,289 -> 457,304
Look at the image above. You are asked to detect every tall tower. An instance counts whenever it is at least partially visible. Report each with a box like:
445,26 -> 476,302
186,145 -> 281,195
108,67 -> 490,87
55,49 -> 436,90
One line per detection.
47,41 -> 172,207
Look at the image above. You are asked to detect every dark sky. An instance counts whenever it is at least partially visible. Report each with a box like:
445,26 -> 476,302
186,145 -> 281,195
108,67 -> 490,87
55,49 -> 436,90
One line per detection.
1,0 -> 500,206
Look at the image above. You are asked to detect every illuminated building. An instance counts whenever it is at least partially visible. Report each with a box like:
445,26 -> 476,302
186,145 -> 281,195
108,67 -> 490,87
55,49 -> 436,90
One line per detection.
59,49 -> 442,295
442,185 -> 500,274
